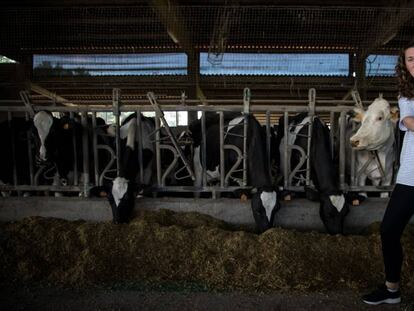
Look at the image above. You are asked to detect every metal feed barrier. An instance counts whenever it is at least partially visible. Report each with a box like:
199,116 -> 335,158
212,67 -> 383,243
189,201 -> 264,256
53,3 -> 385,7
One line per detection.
0,88 -> 398,198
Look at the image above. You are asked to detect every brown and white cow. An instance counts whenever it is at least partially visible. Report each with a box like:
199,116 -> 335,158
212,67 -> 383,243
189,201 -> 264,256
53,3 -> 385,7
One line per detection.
348,95 -> 399,202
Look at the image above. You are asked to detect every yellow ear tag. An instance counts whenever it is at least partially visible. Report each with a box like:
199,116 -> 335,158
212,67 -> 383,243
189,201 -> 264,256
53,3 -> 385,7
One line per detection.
63,123 -> 70,130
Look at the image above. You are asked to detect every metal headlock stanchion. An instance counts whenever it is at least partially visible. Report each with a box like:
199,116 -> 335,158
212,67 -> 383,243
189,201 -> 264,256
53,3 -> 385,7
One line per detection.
81,111 -> 90,197
305,88 -> 316,187
147,92 -> 195,185
242,87 -> 250,186
113,88 -> 121,177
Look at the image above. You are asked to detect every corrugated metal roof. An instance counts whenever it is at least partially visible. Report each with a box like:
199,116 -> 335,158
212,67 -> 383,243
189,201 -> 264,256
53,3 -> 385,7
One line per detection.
200,52 -> 349,76
33,53 -> 187,76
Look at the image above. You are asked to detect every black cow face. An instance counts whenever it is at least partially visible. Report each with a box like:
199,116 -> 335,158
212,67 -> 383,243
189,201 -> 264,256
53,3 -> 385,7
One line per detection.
319,193 -> 349,235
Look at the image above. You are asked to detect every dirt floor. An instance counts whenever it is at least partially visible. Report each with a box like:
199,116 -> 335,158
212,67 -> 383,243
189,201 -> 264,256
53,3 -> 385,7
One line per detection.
1,283 -> 413,311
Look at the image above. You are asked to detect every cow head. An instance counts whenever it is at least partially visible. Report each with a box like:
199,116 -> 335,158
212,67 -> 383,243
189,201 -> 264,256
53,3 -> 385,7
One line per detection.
90,177 -> 136,224
319,193 -> 349,235
32,111 -> 75,164
350,96 -> 396,150
33,111 -> 54,163
251,187 -> 280,233
91,116 -> 138,224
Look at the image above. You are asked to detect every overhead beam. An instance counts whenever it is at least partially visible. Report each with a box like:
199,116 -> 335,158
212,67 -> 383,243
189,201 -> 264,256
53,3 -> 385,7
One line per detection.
149,0 -> 207,104
30,82 -> 75,106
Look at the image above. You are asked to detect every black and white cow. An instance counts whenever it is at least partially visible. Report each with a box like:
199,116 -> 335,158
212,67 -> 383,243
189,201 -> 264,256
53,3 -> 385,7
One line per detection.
276,113 -> 349,235
91,113 -> 155,223
189,112 -> 279,233
347,96 -> 399,203
32,111 -> 113,191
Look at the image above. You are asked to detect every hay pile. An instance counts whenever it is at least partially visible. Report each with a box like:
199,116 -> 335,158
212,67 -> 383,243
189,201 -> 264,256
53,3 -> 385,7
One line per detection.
1,209 -> 413,294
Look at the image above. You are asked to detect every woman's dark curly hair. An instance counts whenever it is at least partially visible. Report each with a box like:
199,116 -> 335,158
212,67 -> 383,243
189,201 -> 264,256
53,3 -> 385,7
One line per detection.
396,39 -> 414,99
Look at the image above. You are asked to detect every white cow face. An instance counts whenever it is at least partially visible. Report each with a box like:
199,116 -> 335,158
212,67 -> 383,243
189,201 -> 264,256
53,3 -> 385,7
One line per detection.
350,97 -> 394,151
33,111 -> 54,162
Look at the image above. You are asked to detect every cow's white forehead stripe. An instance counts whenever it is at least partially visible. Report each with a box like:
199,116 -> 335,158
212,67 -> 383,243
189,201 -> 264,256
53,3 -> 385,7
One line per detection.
329,194 -> 345,213
260,191 -> 277,222
112,177 -> 129,207
33,112 -> 53,161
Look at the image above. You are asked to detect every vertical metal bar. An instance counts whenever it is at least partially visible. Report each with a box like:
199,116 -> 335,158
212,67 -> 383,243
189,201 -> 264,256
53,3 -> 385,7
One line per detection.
201,111 -> 207,187
266,110 -> 271,176
351,120 -> 357,186
136,110 -> 144,185
329,111 -> 335,158
25,112 -> 34,185
339,110 -> 347,190
219,111 -> 225,187
136,112 -> 144,185
92,112 -> 99,186
155,115 -> 162,186
283,111 -> 289,190
70,112 -> 78,186
306,89 -> 316,187
242,88 -> 250,186
81,112 -> 90,197
112,88 -> 121,176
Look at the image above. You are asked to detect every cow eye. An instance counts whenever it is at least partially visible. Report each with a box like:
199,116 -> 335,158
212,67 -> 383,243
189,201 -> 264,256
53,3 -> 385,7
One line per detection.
377,116 -> 383,121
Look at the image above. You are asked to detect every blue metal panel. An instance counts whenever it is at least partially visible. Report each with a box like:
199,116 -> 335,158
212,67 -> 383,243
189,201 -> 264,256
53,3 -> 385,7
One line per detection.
200,53 -> 349,76
33,53 -> 187,76
366,55 -> 398,77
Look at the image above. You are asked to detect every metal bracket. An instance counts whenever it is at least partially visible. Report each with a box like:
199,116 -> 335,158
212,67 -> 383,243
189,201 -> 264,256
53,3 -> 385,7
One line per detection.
308,88 -> 316,116
243,88 -> 250,114
351,89 -> 364,109
19,90 -> 35,118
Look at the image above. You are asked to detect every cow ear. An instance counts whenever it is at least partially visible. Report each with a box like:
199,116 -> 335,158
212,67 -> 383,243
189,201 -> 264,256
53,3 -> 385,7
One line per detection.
352,107 -> 364,123
60,118 -> 74,130
390,107 -> 400,124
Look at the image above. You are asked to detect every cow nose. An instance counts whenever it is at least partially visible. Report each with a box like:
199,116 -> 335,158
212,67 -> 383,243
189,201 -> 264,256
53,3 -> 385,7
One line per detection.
351,139 -> 359,148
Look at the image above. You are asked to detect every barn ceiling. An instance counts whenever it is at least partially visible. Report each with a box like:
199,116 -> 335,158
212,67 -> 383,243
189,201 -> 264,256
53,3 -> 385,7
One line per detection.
1,0 -> 414,105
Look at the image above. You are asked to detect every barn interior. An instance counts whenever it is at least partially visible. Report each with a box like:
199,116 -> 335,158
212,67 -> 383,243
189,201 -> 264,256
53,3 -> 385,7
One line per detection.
1,1 -> 414,124
2,3 -> 414,306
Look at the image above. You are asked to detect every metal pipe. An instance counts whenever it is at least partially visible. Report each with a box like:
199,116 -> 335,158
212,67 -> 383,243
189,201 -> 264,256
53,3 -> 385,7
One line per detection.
283,111 -> 289,190
339,110 -> 347,190
112,88 -> 121,176
219,111 -> 225,187
81,112 -> 90,197
242,88 -> 250,187
154,116 -> 162,186
70,112 -> 78,186
136,111 -> 144,185
201,111 -> 207,187
329,111 -> 335,158
266,110 -> 271,175
92,112 -> 99,186
306,89 -> 316,186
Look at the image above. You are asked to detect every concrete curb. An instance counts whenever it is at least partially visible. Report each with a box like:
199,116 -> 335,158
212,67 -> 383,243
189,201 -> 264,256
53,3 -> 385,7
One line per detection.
1,196 -> 408,234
